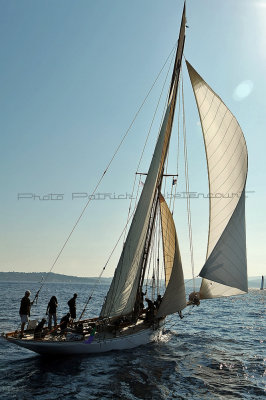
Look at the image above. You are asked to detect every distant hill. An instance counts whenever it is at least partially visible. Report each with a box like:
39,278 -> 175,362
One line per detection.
0,272 -> 263,289
247,276 -> 264,289
0,272 -> 112,284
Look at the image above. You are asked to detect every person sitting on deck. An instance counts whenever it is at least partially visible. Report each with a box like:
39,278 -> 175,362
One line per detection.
187,291 -> 201,306
19,290 -> 33,338
68,293 -> 77,320
34,318 -> 46,339
60,313 -> 70,332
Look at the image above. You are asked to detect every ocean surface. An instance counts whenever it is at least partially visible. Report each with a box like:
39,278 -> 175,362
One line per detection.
0,281 -> 265,400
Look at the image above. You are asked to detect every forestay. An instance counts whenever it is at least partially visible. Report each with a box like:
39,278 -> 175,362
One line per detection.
187,62 -> 248,298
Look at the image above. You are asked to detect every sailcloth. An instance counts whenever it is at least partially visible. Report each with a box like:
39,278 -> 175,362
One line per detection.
100,100 -> 174,318
186,61 -> 248,298
100,6 -> 186,318
156,194 -> 186,318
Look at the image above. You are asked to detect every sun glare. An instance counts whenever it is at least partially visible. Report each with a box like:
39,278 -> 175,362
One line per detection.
233,80 -> 254,101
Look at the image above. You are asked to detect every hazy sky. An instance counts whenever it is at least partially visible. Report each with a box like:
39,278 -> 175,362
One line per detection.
0,0 -> 265,279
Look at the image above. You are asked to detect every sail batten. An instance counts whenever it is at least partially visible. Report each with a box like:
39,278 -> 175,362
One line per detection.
186,61 -> 248,298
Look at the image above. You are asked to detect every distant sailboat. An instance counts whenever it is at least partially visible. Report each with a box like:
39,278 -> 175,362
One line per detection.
3,2 -> 248,355
260,276 -> 264,290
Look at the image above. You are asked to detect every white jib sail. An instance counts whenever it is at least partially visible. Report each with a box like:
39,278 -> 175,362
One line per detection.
156,194 -> 186,318
186,61 -> 248,298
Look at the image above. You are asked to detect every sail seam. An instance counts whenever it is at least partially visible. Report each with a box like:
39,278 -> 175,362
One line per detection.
209,133 -> 245,185
212,148 -> 247,194
207,123 -> 240,162
206,113 -> 234,151
203,98 -> 224,132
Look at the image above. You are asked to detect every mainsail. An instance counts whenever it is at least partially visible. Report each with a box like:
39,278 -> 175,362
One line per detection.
187,61 -> 248,298
156,194 -> 186,318
100,6 -> 186,318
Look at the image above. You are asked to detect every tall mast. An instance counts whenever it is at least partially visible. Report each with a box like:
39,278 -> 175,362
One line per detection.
138,3 -> 186,294
100,3 -> 186,319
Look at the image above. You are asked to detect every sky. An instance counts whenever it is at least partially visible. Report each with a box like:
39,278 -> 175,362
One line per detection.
0,0 -> 265,280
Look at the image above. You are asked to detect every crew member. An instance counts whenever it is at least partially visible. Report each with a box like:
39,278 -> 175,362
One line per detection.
19,290 -> 32,338
34,318 -> 46,339
68,293 -> 77,320
60,313 -> 70,331
46,295 -> 58,330
154,294 -> 162,309
145,297 -> 155,321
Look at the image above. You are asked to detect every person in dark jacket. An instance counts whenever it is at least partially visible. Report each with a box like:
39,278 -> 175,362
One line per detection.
60,313 -> 70,331
154,294 -> 162,309
46,296 -> 58,330
145,297 -> 155,321
34,318 -> 46,339
19,290 -> 32,337
68,293 -> 77,319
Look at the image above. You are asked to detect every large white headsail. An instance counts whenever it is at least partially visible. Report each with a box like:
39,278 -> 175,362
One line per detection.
186,61 -> 248,298
100,5 -> 186,318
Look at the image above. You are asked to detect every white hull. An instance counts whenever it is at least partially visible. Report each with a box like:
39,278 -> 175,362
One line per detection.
5,327 -> 161,356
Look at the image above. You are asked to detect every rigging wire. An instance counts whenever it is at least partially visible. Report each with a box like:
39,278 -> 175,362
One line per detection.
78,206 -> 136,320
102,50 -> 177,318
172,84 -> 181,215
156,210 -> 161,297
143,201 -> 159,296
162,151 -> 170,197
181,71 -> 196,290
152,210 -> 158,300
144,227 -> 155,294
123,48 -> 176,244
31,44 -> 178,303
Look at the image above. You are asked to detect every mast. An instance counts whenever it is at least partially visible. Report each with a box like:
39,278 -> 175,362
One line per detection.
138,194 -> 159,291
100,4 -> 186,319
138,3 -> 186,295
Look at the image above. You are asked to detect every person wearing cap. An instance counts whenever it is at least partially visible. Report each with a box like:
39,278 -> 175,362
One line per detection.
19,290 -> 32,338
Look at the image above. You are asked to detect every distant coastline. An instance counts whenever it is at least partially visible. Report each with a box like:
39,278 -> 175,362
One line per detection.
0,271 -> 112,284
0,272 -> 263,288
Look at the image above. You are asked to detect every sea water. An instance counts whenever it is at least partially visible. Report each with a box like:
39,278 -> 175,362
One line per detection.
0,281 -> 265,399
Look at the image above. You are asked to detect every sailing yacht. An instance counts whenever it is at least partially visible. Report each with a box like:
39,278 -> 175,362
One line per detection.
260,276 -> 264,290
3,3 -> 248,355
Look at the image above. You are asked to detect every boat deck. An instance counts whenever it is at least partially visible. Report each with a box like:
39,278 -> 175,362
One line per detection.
4,317 -> 158,344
